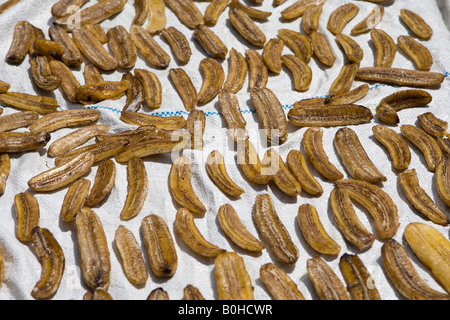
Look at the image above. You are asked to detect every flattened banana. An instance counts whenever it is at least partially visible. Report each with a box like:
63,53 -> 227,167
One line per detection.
120,157 -> 148,221
186,109 -> 205,150
371,29 -> 397,68
107,25 -> 138,69
82,24 -> 108,45
130,25 -> 170,69
146,0 -> 167,34
0,80 -> 10,94
297,204 -> 340,255
14,192 -> 40,243
328,3 -> 359,35
121,110 -> 186,130
169,68 -> 197,112
310,31 -> 335,67
335,34 -> 364,64
437,136 -> 450,157
260,263 -> 305,300
49,24 -> 83,67
286,150 -> 323,196
32,39 -> 65,60
263,38 -> 284,74
133,0 -> 150,26
237,139 -> 272,185
76,81 -> 131,105
183,285 -> 205,300
0,154 -> 10,195
229,8 -> 266,47
6,20 -> 33,65
0,111 -> 39,133
0,131 -> 50,153
134,69 -> 162,109
326,84 -> 369,106
398,35 -> 433,71
169,156 -> 207,215
0,92 -> 59,115
252,194 -> 298,264
49,59 -> 81,104
30,56 -> 61,92
281,54 -> 312,92
197,58 -> 225,106
204,0 -> 229,26
51,0 -> 89,19
148,288 -> 170,300
328,62 -> 359,98
302,4 -> 323,35
400,9 -> 433,40
194,24 -> 228,59
436,159 -> 450,208
277,29 -> 312,63
280,0 -> 325,21
217,89 -> 248,142
86,159 -> 116,207
214,252 -> 253,300
334,127 -> 386,183
230,0 -> 271,21
29,109 -> 100,134
60,178 -> 91,222
372,125 -> 411,172
206,151 -> 244,198
160,26 -> 191,65
122,72 -> 144,112
175,208 -> 225,257
141,214 -> 178,278
398,169 -> 449,226
163,0 -> 203,30
351,6 -> 384,35
246,49 -> 268,90
418,112 -> 448,138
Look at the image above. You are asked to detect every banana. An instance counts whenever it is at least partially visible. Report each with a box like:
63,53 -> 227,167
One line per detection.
281,54 -> 312,92
197,58 -> 225,106
310,31 -> 335,68
6,20 -> 33,65
60,178 -> 91,222
0,92 -> 59,115
214,252 -> 254,300
120,110 -> 186,130
327,3 -> 359,35
307,256 -> 351,300
371,29 -> 397,68
437,136 -> 450,157
132,0 -> 149,26
169,156 -> 207,215
297,204 -> 341,256
169,68 -> 198,112
229,8 -> 266,47
217,204 -> 264,252
302,4 -> 323,34
339,253 -> 381,300
28,152 -> 95,192
398,35 -> 433,71
83,63 -> 103,85
183,285 -> 205,300
194,24 -> 228,59
141,214 -> 178,278
328,62 -> 359,99
86,159 -> 116,207
0,131 -> 50,153
83,24 -> 108,44
280,0 -> 325,21
237,139 -> 272,185
134,69 -> 162,110
76,81 -> 131,105
372,125 -> 411,172
217,89 -> 249,142
263,38 -> 284,74
29,109 -> 100,134
335,34 -> 364,63
130,25 -> 170,69
381,239 -> 449,300
351,6 -> 384,35
83,288 -> 113,300
122,72 -> 144,112
49,24 -> 83,68
252,194 -> 298,265
246,49 -> 268,90
398,169 -> 449,226
120,157 -> 148,221
0,80 -> 10,94
0,154 -> 10,195
286,150 -> 323,197
175,208 -> 225,257
259,263 -> 305,300
163,0 -> 203,30
326,84 -> 369,105
148,288 -> 170,300
206,151 -> 244,198
32,39 -> 65,60
107,25 -> 138,69
400,9 -> 433,40
230,0 -> 271,21
418,112 -> 448,138
14,192 -> 40,243
30,227 -> 65,300
277,29 -> 312,63
186,110 -> 205,150
0,0 -> 22,16
146,0 -> 167,34
160,26 -> 191,65
30,56 -> 61,92
334,127 -> 387,183
0,111 -> 38,133
223,48 -> 247,94
436,159 -> 450,208
49,59 -> 81,104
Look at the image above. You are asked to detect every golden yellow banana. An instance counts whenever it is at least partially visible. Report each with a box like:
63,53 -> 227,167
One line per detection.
400,9 -> 433,40
206,150 -> 244,198
281,54 -> 312,92
160,26 -> 191,65
371,29 -> 397,68
60,178 -> 91,222
194,24 -> 228,59
120,157 -> 148,221
223,48 -> 247,94
29,109 -> 101,134
277,29 -> 312,63
146,0 -> 167,34
236,139 -> 272,185
0,92 -> 59,115
286,150 -> 323,197
14,192 -> 40,243
197,58 -> 225,106
372,125 -> 411,172
259,263 -> 305,300
436,158 -> 450,208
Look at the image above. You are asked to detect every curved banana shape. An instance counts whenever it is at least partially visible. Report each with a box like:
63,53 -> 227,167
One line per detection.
246,49 -> 268,90
206,150 -> 244,198
263,148 -> 301,197
197,58 -> 225,106
175,208 -> 225,258
277,29 -> 312,63
371,29 -> 397,68
237,139 -> 272,185
281,54 -> 312,92
169,156 -> 207,215
223,48 -> 247,94
286,150 -> 323,197
327,3 -> 359,35
160,26 -> 191,65
260,263 -> 305,300
263,38 -> 284,74
120,157 -> 148,221
417,112 -> 448,138
335,34 -> 364,64
436,158 -> 450,207
372,125 -> 411,172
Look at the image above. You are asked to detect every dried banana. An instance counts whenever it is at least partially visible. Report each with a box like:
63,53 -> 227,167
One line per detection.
0,154 -> 10,195
217,89 -> 248,142
381,239 -> 450,300
281,54 -> 312,92
0,111 -> 38,133
280,0 -> 325,21
401,124 -> 444,172
204,0 -> 229,26
0,131 -> 51,153
32,39 -> 65,60
371,29 -> 397,68
263,38 -> 284,74
307,256 -> 351,300
277,29 -> 312,63
146,0 -> 167,34
194,24 -> 228,59
303,127 -> 343,181
335,34 -> 364,64
148,288 -> 170,300
351,6 -> 384,35
0,0 -> 22,16
107,25 -> 137,69
122,72 -> 144,112
31,227 -> 65,300
29,109 -> 100,134
169,156 -> 207,215
214,252 -> 253,300
163,0 -> 203,29
160,26 -> 191,65
186,109 -> 205,150
49,24 -> 83,67
83,24 -> 108,45
339,253 -> 381,300
398,35 -> 433,71
246,49 -> 268,90
328,3 -> 359,35
237,139 -> 272,185
14,192 -> 40,243
286,150 -> 323,197
400,9 -> 433,40
310,31 -> 335,67
60,178 -> 91,222
206,151 -> 244,198
183,285 -> 205,300
436,159 -> 450,208
134,69 -> 162,110
28,152 -> 95,192
85,159 -> 116,207
119,157 -> 148,221
372,125 -> 411,172
169,68 -> 197,112
76,81 -> 131,105
49,59 -> 81,104
297,204 -> 340,255
6,20 -> 33,65
302,4 -> 323,34
229,0 -> 271,21
0,92 -> 59,115
130,25 -> 170,69
83,288 -> 113,300
229,8 -> 266,47
328,62 -> 359,98
141,214 -> 178,278
437,136 -> 450,157
175,208 -> 225,257
76,207 -> 111,291
398,169 -> 449,226
120,110 -> 186,130
259,263 -> 305,300
30,56 -> 61,92
0,80 -> 10,94
133,0 -> 150,26
418,112 -> 448,138
252,194 -> 298,264
197,58 -> 225,106
334,127 -> 387,183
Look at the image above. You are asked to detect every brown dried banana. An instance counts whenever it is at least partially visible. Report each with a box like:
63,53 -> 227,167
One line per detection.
148,288 -> 170,300
335,34 -> 364,64
0,0 -> 22,16
31,227 -> 65,300
259,263 -> 305,300
107,25 -> 137,69
307,256 -> 351,300
6,20 -> 33,65
83,24 -> 108,45
30,56 -> 61,92
326,84 -> 369,105
85,159 -> 116,207
436,159 -> 450,207
335,127 -> 387,183
418,112 -> 448,138
204,0 -> 229,26
400,9 -> 433,40
401,124 -> 444,172
169,68 -> 197,112
134,69 -> 162,109
14,192 -> 40,243
122,72 -> 144,112
132,0 -> 150,26
120,110 -> 186,130
83,288 -> 113,300
303,127 -> 343,181
194,24 -> 228,60
372,125 -> 411,172
229,8 -> 266,47
169,156 -> 207,215
141,214 -> 178,278
381,239 -> 450,300
263,38 -> 284,74
160,26 -> 191,65
339,253 -> 381,300
81,63 -> 104,85
328,62 -> 359,98
328,3 -> 359,35
217,89 -> 248,142
250,87 -> 288,145
351,6 -> 384,35
32,39 -> 65,60
297,204 -> 340,255
398,35 -> 433,71
288,103 -> 373,128
0,131 -> 51,153
286,150 -> 322,196
197,58 -> 225,106
186,109 -> 205,150
183,285 -> 205,300
0,92 -> 59,115
0,154 -> 10,195
60,178 -> 91,222
146,0 -> 167,34
237,139 -> 272,185
49,59 -> 81,103
28,152 -> 95,192
217,203 -> 264,252
215,252 -> 253,300
302,4 -> 323,34
398,169 -> 449,226
0,111 -> 38,133
163,0 -> 203,30
29,109 -> 100,134
75,207 -> 110,291
229,0 -> 271,21
206,151 -> 244,198
175,208 -> 225,257
51,0 -> 89,19
0,80 -> 10,94
437,136 -> 450,157
371,29 -> 397,68
280,0 -> 325,21
119,157 -> 148,221
130,25 -> 170,69
49,24 -> 83,68
252,194 -> 298,264
246,49 -> 268,90
310,31 -> 335,68
281,54 -> 312,92
76,81 -> 131,105
277,29 -> 312,63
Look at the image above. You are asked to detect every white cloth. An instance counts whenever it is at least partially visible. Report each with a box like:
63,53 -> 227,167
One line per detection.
0,0 -> 449,300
